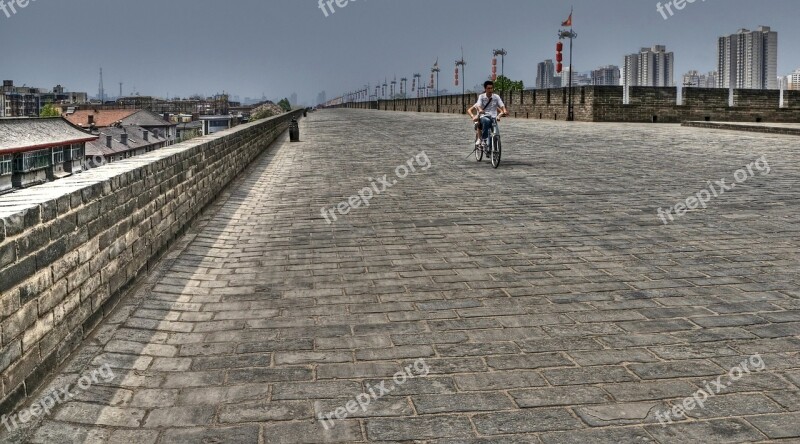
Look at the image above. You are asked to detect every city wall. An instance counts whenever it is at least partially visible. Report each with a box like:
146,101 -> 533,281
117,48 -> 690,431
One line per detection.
335,86 -> 800,123
0,110 -> 303,413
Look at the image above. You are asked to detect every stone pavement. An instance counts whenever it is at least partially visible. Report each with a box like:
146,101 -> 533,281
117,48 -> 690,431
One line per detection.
4,109 -> 800,443
682,121 -> 800,137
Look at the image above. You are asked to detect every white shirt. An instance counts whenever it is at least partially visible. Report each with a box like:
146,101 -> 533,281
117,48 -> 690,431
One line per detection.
475,93 -> 506,118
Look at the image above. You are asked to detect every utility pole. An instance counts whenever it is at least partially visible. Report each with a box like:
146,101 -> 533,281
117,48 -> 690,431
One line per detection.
493,49 -> 507,94
558,11 -> 577,121
432,63 -> 441,113
98,67 -> 105,104
456,55 -> 467,114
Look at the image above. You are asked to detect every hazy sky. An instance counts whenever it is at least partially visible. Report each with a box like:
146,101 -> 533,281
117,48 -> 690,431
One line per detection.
1,0 -> 798,104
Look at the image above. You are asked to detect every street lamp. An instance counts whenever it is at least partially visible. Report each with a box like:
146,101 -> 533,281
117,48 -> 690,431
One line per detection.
431,64 -> 441,112
400,77 -> 407,97
456,56 -> 467,114
413,73 -> 421,98
558,29 -> 578,121
493,49 -> 507,94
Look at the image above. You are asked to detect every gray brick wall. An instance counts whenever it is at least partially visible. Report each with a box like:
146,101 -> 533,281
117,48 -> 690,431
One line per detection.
0,110 -> 303,412
335,86 -> 800,123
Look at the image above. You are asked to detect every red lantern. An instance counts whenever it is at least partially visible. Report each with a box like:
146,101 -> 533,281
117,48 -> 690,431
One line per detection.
492,74 -> 497,81
556,41 -> 564,74
492,57 -> 497,66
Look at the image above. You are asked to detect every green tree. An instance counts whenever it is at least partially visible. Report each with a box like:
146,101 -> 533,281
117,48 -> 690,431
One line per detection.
278,98 -> 292,112
494,76 -> 524,93
39,103 -> 61,117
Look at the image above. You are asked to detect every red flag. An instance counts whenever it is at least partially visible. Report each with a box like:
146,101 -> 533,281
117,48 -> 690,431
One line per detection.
562,12 -> 572,27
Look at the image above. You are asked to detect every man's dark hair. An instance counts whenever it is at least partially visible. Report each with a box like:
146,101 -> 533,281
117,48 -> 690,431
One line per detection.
484,81 -> 494,88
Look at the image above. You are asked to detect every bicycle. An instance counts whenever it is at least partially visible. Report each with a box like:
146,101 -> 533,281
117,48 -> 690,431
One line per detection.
471,113 -> 504,168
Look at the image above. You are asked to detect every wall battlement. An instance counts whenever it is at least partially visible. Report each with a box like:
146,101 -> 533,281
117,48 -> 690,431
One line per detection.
333,86 -> 800,123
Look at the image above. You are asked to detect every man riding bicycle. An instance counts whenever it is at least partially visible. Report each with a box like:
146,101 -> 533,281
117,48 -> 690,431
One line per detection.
467,80 -> 509,152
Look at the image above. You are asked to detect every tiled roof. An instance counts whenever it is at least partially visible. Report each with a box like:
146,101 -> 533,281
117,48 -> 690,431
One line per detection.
85,125 -> 168,157
64,109 -> 138,128
121,110 -> 176,127
0,117 -> 97,153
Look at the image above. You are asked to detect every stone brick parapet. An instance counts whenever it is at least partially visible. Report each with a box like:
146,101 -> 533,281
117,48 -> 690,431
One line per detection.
0,110 -> 303,412
332,86 -> 800,123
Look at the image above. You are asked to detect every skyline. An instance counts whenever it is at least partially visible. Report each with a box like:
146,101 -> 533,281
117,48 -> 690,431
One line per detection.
1,0 -> 799,104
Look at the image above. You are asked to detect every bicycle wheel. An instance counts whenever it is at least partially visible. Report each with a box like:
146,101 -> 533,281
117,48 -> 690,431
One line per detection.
475,139 -> 483,162
491,135 -> 502,168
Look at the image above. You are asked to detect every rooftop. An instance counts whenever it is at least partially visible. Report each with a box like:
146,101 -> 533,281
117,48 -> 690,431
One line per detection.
85,125 -> 168,157
64,109 -> 176,129
63,109 -> 138,128
0,117 -> 97,153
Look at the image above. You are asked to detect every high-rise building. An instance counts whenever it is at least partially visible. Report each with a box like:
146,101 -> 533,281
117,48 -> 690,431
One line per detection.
682,70 -> 719,88
317,91 -> 327,105
591,66 -> 621,86
641,45 -> 675,87
705,71 -> 718,88
717,26 -> 778,90
536,60 -> 560,89
560,67 -> 592,86
622,46 -> 674,88
622,54 -> 640,87
290,93 -> 298,106
622,46 -> 673,103
787,69 -> 800,90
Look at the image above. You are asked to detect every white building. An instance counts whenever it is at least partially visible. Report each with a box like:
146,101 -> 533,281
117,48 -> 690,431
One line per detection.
682,70 -> 718,88
717,26 -> 779,90
623,46 -> 674,88
591,66 -> 621,86
200,115 -> 237,136
787,69 -> 800,90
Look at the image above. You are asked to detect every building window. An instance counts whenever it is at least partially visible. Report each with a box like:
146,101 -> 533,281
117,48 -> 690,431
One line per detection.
52,147 -> 64,164
70,144 -> 84,161
0,154 -> 11,176
13,149 -> 51,172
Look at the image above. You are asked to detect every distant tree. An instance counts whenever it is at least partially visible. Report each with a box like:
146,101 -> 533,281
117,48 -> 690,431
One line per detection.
278,98 -> 292,112
493,76 -> 524,93
40,103 -> 60,117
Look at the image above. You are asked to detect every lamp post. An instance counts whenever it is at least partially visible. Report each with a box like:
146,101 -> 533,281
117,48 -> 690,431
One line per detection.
400,77 -> 407,98
413,73 -> 421,98
432,65 -> 441,112
493,49 -> 507,94
558,29 -> 578,121
456,57 -> 467,114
